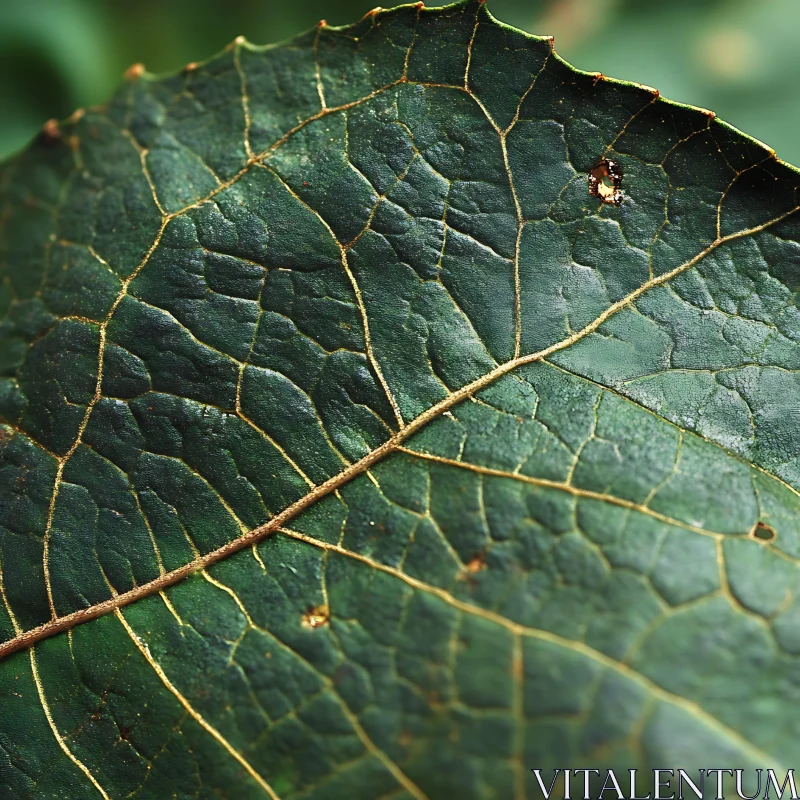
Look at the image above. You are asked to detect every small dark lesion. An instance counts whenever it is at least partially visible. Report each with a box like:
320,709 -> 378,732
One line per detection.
750,521 -> 776,542
588,158 -> 624,205
464,551 -> 487,574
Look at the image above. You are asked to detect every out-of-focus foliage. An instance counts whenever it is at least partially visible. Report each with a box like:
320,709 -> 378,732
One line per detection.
0,0 -> 798,164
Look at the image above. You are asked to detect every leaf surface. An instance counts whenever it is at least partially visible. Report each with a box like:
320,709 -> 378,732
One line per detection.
2,2 -> 800,797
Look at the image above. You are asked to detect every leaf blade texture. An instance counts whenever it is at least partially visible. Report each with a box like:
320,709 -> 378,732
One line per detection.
1,2 -> 800,796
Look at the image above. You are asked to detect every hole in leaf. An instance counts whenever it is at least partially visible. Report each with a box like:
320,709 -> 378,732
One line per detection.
588,159 -> 624,205
751,521 -> 776,542
301,605 -> 330,629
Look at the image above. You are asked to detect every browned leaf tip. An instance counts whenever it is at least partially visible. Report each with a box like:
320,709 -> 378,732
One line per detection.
37,119 -> 61,146
124,63 -> 145,81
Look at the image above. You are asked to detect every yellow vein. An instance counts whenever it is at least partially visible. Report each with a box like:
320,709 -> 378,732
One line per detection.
504,48 -> 552,136
340,247 -> 405,430
85,244 -> 116,275
313,24 -> 328,110
154,451 -> 250,534
167,79 -> 406,220
327,683 -> 429,799
403,3 -> 424,81
160,591 -> 185,627
116,607 -> 281,799
3,195 -> 797,659
119,128 -> 166,216
501,130 -> 524,359
29,648 -> 112,800
344,147 -> 418,252
203,569 -> 427,798
464,6 -> 480,91
602,89 -> 661,159
202,570 -> 253,623
133,489 -> 166,575
714,152 -> 777,241
0,569 -> 110,798
258,162 -> 406,430
232,268 -> 318,488
276,527 -> 787,772
397,446 -> 717,537
0,566 -> 18,637
31,74 -> 462,578
716,538 -> 731,600
233,37 -> 255,161
548,358 -> 800,508
41,218 -> 169,618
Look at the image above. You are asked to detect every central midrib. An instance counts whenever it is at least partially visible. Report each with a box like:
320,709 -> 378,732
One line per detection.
1,202 -> 795,660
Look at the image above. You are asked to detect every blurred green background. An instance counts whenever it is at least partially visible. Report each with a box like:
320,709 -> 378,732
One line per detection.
0,0 -> 797,164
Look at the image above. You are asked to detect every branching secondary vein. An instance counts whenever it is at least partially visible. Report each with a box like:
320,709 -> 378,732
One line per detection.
275,526 -> 786,771
3,198 -> 798,661
116,607 -> 282,800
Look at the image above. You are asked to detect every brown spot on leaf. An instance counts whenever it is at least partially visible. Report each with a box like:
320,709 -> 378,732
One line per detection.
588,158 -> 623,206
37,119 -> 61,147
464,551 -> 487,574
302,604 -> 330,629
458,550 -> 489,587
124,63 -> 145,81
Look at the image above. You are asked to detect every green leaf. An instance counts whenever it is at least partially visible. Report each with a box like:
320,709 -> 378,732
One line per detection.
2,2 -> 800,796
